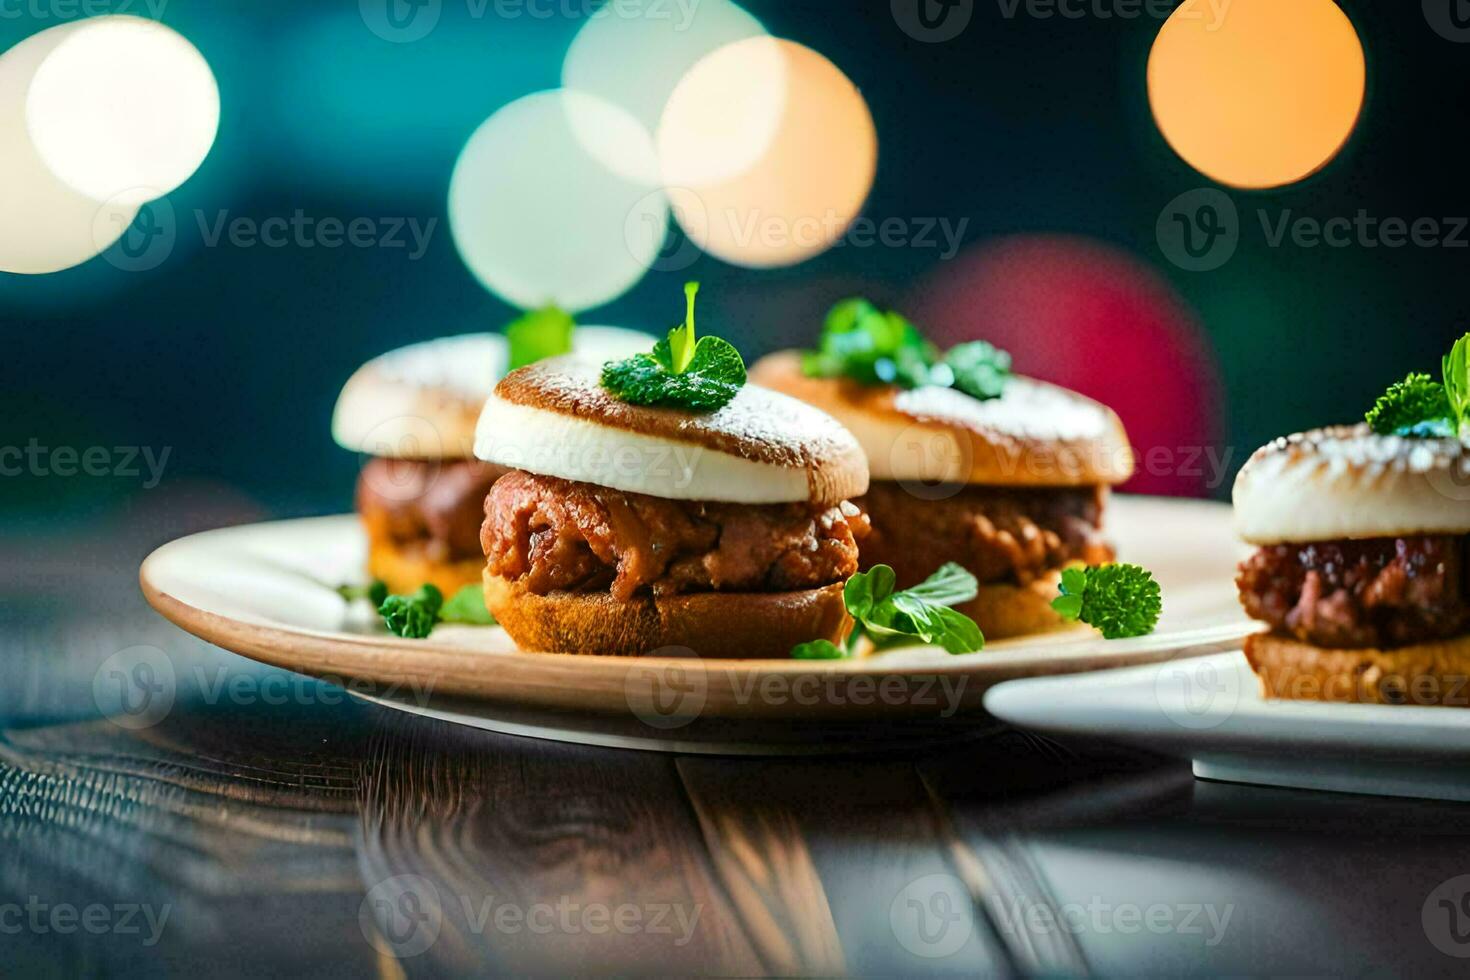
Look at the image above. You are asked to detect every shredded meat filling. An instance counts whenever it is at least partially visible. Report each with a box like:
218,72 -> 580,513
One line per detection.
357,458 -> 506,562
853,481 -> 1114,589
1237,535 -> 1470,648
482,471 -> 867,601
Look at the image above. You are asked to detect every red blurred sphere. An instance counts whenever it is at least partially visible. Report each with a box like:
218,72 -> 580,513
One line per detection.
907,234 -> 1225,497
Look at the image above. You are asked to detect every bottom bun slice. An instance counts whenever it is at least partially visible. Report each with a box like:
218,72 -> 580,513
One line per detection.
485,574 -> 851,659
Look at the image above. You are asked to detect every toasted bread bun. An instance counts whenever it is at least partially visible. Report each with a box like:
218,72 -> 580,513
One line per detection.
476,356 -> 869,505
1233,425 -> 1470,545
366,535 -> 485,597
748,351 -> 1133,487
1245,632 -> 1470,707
485,573 -> 851,658
332,328 -> 652,459
953,571 -> 1083,641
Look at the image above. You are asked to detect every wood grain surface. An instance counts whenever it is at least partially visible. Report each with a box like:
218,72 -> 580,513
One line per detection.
6,523 -> 1470,978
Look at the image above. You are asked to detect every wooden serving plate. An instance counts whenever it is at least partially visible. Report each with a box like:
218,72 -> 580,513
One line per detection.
140,497 -> 1255,750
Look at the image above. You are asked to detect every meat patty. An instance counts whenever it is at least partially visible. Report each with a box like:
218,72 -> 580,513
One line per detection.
357,458 -> 506,562
854,480 -> 1114,589
1237,535 -> 1470,648
482,471 -> 867,601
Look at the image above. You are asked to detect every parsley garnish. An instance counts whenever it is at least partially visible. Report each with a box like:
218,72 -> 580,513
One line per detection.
800,297 -> 1011,400
379,584 -> 443,639
1364,333 -> 1470,438
378,583 -> 497,638
790,562 -> 986,659
1051,564 -> 1162,640
507,305 -> 575,371
1366,373 -> 1453,436
440,584 -> 497,625
601,282 -> 746,412
337,580 -> 389,606
1445,333 -> 1469,437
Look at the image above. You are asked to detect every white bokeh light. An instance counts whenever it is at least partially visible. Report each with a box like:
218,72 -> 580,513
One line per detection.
0,22 -> 137,274
449,89 -> 669,314
661,39 -> 877,269
27,16 -> 219,207
561,0 -> 772,185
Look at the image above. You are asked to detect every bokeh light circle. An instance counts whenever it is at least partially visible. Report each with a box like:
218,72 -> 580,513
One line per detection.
27,16 -> 220,206
906,235 -> 1224,497
661,39 -> 876,269
448,90 -> 669,313
1147,0 -> 1365,190
562,0 -> 771,185
0,22 -> 137,273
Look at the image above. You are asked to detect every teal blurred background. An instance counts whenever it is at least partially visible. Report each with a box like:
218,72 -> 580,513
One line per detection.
3,0 -> 1466,534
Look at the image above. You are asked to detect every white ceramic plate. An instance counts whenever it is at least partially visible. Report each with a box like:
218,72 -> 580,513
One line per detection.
140,496 -> 1254,750
984,651 -> 1470,801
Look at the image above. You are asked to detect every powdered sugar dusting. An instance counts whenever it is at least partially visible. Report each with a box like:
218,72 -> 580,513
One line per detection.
369,334 -> 509,401
894,376 -> 1112,442
1245,425 -> 1470,481
494,357 -> 868,480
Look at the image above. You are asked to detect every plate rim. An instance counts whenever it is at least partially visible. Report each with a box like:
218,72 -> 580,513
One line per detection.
139,501 -> 1254,719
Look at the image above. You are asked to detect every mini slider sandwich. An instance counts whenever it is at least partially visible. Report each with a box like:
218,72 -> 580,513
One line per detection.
332,322 -> 650,595
1234,338 -> 1470,705
474,286 -> 872,658
750,299 -> 1134,638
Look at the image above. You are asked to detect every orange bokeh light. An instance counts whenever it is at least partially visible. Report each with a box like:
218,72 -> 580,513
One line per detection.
1148,0 -> 1365,190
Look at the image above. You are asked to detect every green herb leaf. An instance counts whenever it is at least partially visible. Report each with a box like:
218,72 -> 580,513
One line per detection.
1365,372 -> 1453,436
802,298 -> 936,389
945,341 -> 1012,401
507,306 -> 575,371
801,297 -> 1011,401
601,282 -> 746,412
337,580 -> 389,607
1051,563 -> 1162,640
1444,333 -> 1470,436
379,584 -> 444,639
844,563 -> 985,655
791,639 -> 848,660
439,584 -> 496,625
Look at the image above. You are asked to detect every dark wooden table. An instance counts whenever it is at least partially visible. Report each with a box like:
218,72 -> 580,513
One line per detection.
6,508 -> 1470,978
